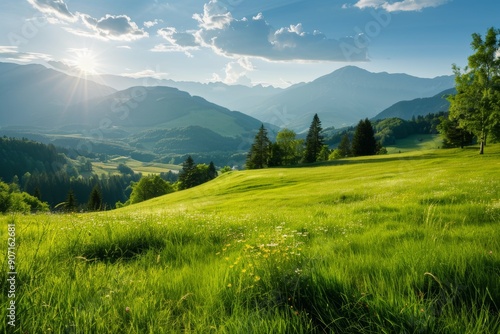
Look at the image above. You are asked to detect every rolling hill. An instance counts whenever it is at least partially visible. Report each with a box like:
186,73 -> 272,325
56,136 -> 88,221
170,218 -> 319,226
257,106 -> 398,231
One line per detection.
373,88 -> 455,120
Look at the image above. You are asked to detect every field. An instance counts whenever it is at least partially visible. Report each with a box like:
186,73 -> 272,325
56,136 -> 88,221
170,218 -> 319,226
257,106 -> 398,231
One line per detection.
91,156 -> 181,176
1,145 -> 499,333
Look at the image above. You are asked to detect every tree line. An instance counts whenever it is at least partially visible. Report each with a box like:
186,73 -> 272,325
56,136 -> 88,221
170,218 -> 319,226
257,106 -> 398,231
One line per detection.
245,114 -> 381,169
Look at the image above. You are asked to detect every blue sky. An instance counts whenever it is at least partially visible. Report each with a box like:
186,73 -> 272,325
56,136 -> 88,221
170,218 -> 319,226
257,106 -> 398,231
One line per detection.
0,0 -> 498,87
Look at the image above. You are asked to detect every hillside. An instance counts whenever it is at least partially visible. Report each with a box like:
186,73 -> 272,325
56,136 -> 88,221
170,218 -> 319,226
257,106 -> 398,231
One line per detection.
62,86 -> 263,138
373,88 -> 455,120
4,146 -> 499,333
245,66 -> 454,131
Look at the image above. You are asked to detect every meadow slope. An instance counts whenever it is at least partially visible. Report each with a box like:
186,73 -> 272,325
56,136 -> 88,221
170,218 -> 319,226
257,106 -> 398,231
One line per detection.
1,146 -> 499,333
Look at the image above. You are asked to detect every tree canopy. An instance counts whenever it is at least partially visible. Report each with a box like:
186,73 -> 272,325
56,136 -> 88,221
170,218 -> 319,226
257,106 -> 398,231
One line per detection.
448,27 -> 500,154
352,119 -> 377,157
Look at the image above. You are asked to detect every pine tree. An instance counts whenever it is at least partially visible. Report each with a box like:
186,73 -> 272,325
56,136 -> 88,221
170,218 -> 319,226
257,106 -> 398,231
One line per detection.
178,156 -> 197,190
88,185 -> 103,211
65,189 -> 77,212
208,162 -> 217,180
303,114 -> 324,163
246,125 -> 271,169
352,119 -> 377,156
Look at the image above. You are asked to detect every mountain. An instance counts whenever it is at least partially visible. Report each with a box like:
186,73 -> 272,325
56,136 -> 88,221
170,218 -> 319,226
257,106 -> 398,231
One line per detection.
243,66 -> 454,132
82,73 -> 283,113
61,86 -> 264,138
0,62 -> 115,128
372,88 -> 456,121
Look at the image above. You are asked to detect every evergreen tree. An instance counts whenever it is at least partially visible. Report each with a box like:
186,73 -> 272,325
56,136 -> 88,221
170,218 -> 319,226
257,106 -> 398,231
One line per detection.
88,185 -> 103,211
178,156 -> 197,190
268,142 -> 284,167
303,114 -> 324,163
246,125 -> 271,169
337,133 -> 352,157
208,161 -> 217,180
352,119 -> 377,156
65,189 -> 77,212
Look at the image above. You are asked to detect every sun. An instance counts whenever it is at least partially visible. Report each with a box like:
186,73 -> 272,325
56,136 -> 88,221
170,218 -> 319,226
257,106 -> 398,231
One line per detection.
71,48 -> 99,75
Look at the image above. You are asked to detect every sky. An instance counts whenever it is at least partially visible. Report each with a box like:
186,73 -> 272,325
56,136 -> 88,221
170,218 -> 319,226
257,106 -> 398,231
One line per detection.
0,0 -> 498,88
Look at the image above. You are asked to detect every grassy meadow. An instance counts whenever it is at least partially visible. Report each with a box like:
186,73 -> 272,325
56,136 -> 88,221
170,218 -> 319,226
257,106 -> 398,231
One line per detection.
1,145 -> 499,333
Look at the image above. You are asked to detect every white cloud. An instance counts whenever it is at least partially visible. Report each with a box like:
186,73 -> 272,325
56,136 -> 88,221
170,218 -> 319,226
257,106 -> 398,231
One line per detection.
212,59 -> 253,85
80,14 -> 148,41
117,45 -> 132,49
192,0 -> 233,30
144,19 -> 163,28
26,0 -> 148,41
353,0 -> 449,12
26,0 -> 77,22
0,46 -> 52,62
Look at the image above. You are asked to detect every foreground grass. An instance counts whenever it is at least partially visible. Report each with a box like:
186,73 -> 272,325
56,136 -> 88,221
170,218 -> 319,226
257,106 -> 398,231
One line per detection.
1,146 -> 499,333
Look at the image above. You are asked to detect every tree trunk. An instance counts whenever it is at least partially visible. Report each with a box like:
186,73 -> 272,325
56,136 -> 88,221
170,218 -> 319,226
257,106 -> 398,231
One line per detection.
479,140 -> 484,154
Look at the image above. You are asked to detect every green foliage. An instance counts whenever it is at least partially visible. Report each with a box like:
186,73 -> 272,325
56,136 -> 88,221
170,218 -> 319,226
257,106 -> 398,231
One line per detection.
117,163 -> 135,175
437,116 -> 475,148
448,27 -> 500,154
220,166 -> 233,174
129,175 -> 174,204
246,125 -> 272,169
178,156 -> 218,190
337,133 -> 352,157
0,180 -> 49,213
352,118 -> 377,156
303,114 -> 324,163
317,145 -> 331,162
88,185 -> 103,211
275,128 -> 304,165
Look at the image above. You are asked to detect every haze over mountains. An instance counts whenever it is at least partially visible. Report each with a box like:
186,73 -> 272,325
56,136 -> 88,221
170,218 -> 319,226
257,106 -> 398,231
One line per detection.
0,61 -> 455,161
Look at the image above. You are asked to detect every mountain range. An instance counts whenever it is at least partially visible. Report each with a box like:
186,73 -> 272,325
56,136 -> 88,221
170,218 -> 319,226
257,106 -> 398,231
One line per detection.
0,61 -> 455,163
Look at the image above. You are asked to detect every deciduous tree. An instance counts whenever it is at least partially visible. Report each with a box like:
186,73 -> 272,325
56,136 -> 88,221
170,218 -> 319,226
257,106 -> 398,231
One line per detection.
448,27 -> 500,154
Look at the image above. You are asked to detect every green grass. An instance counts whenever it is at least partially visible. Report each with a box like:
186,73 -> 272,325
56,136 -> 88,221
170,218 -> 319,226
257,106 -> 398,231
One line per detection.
1,145 -> 500,333
386,134 -> 443,153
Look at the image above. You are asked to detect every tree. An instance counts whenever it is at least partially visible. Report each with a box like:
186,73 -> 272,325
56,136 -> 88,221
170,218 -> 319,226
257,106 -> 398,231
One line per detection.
246,124 -> 271,169
268,142 -> 284,167
88,185 -> 103,211
129,175 -> 173,204
208,162 -> 218,180
448,27 -> 500,154
65,189 -> 77,212
275,128 -> 303,165
437,116 -> 475,148
317,145 -> 331,162
178,156 -> 197,189
352,119 -> 377,157
337,133 -> 352,158
303,114 -> 324,163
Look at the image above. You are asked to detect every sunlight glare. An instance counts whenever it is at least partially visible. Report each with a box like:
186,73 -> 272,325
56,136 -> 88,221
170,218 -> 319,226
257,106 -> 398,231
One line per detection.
72,49 -> 99,75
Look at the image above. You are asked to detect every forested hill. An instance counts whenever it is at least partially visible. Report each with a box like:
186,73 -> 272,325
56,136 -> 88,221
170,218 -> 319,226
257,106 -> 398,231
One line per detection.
0,137 -> 67,182
0,137 -> 139,208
